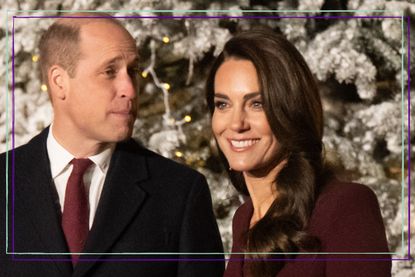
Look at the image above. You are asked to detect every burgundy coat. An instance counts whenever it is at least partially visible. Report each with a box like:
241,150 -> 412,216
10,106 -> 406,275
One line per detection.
224,181 -> 391,277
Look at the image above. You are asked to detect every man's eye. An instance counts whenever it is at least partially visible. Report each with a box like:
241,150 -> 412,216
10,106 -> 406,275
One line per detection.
214,101 -> 228,110
128,67 -> 140,77
104,68 -> 117,77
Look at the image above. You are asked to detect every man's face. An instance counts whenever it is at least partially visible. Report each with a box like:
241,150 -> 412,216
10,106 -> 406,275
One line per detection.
63,21 -> 138,145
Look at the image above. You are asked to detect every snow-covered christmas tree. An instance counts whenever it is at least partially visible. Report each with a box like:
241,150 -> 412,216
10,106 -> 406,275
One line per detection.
0,0 -> 413,275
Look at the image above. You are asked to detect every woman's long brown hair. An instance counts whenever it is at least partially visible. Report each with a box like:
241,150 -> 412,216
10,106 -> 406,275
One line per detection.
206,29 -> 330,276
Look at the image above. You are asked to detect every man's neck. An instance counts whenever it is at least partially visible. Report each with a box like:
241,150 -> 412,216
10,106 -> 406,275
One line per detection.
51,123 -> 109,158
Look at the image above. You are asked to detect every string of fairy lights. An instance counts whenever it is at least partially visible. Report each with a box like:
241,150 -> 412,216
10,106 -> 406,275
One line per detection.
32,35 -> 192,159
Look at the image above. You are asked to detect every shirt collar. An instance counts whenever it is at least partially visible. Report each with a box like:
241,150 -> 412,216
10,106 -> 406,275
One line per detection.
47,126 -> 74,179
46,125 -> 115,178
88,144 -> 115,174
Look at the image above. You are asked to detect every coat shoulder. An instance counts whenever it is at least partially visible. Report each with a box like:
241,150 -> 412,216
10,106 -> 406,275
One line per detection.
312,179 -> 384,231
317,180 -> 379,209
120,138 -> 206,182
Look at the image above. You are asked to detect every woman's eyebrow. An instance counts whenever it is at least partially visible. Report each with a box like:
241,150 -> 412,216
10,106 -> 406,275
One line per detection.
213,93 -> 229,100
243,92 -> 261,101
214,92 -> 261,100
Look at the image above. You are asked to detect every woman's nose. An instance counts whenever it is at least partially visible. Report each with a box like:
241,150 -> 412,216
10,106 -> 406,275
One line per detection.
229,108 -> 249,132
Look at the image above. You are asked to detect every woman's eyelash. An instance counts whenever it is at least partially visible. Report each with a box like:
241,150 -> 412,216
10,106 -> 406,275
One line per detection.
252,100 -> 263,107
214,101 -> 228,109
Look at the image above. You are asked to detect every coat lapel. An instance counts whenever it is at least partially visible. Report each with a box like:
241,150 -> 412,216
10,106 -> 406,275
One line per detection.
73,140 -> 149,277
13,128 -> 72,276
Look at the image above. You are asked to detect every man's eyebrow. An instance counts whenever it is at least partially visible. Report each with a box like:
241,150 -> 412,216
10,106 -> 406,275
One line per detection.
100,56 -> 139,67
128,57 -> 140,67
99,56 -> 122,68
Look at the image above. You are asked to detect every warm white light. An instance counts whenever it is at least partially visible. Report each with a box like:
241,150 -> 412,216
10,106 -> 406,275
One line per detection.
41,84 -> 48,92
32,55 -> 39,62
184,115 -> 192,123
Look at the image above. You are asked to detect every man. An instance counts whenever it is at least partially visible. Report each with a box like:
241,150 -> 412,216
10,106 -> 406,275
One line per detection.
0,13 -> 224,276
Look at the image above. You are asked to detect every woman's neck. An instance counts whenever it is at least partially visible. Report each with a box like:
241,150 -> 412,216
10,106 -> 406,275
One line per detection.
244,160 -> 286,226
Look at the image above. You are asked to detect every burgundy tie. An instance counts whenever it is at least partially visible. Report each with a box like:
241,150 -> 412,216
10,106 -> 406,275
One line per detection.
62,158 -> 93,265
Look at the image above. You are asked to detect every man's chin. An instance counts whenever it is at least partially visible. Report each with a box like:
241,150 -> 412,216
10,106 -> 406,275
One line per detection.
115,133 -> 132,142
107,128 -> 133,142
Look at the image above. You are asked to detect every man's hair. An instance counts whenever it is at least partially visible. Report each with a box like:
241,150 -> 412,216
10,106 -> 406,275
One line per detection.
38,21 -> 80,83
38,12 -> 125,87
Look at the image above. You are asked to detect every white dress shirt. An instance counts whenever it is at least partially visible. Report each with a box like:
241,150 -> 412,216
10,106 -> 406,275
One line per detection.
46,127 -> 115,229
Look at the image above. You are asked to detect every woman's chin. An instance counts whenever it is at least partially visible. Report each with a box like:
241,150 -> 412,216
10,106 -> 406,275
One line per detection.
228,162 -> 253,172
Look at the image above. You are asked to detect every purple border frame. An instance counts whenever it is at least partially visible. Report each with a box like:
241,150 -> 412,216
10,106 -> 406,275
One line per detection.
407,15 -> 412,261
8,14 -> 412,263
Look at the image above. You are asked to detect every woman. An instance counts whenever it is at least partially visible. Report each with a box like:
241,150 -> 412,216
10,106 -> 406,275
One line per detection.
206,30 -> 391,277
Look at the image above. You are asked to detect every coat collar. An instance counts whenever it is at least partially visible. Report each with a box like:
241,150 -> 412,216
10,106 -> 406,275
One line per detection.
13,127 -> 73,275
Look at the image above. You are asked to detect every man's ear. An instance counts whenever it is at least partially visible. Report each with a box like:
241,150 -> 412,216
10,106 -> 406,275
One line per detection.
48,65 -> 69,101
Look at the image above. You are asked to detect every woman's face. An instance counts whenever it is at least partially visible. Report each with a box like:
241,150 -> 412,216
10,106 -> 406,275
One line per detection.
212,58 -> 280,175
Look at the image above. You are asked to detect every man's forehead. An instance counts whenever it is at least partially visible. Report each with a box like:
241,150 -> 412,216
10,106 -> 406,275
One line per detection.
78,21 -> 137,59
79,20 -> 133,40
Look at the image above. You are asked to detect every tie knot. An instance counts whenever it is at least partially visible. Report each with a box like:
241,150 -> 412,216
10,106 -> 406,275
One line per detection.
71,158 -> 93,175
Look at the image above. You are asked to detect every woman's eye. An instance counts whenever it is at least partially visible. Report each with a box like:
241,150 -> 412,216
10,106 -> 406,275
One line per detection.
214,101 -> 228,110
251,100 -> 263,109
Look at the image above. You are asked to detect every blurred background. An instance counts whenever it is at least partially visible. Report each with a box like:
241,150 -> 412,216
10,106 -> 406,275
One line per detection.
0,0 -> 414,276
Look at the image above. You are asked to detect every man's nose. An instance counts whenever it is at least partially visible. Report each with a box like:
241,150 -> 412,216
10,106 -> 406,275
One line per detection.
230,108 -> 249,132
118,72 -> 137,99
